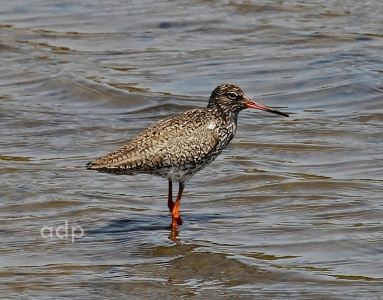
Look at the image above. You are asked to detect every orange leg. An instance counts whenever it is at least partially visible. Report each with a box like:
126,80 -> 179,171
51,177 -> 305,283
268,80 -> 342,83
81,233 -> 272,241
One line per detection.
171,182 -> 184,230
167,181 -> 174,212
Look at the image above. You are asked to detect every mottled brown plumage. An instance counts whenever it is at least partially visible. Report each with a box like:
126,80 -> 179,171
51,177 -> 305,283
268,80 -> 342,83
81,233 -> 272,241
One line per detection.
87,84 -> 288,239
88,109 -> 225,182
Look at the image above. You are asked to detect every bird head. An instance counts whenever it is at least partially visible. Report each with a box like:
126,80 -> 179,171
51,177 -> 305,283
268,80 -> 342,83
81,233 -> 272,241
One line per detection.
207,84 -> 288,117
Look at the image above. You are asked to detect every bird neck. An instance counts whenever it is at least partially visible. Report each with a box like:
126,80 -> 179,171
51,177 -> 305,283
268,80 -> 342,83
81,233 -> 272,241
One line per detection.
207,105 -> 239,127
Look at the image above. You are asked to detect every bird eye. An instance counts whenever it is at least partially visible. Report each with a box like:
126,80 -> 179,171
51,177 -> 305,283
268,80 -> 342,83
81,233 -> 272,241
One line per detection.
227,91 -> 238,100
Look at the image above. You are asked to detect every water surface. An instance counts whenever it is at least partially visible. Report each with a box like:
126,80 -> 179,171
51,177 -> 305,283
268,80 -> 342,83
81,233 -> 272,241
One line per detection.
1,0 -> 383,299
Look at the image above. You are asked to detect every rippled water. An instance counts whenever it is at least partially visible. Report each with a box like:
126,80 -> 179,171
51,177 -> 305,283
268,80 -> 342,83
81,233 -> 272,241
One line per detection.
1,0 -> 383,299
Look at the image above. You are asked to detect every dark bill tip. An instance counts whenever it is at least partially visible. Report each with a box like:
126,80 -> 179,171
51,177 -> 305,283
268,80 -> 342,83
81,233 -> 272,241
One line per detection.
265,108 -> 289,117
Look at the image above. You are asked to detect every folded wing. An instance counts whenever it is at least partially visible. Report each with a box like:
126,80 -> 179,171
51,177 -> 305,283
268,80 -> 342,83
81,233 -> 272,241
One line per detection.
87,109 -> 220,174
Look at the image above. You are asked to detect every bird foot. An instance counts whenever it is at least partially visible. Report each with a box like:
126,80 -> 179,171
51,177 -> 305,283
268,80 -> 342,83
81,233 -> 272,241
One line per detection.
169,228 -> 180,243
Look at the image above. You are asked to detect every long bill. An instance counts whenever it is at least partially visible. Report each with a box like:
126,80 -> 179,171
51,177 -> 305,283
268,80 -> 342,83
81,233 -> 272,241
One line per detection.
245,100 -> 289,117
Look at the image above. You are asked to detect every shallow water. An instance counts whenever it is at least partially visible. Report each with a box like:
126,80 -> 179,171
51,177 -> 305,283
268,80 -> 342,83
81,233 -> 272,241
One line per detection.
1,0 -> 383,299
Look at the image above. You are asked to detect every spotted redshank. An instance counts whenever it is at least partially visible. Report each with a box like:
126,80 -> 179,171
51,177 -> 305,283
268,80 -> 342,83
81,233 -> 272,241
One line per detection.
87,84 -> 288,239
